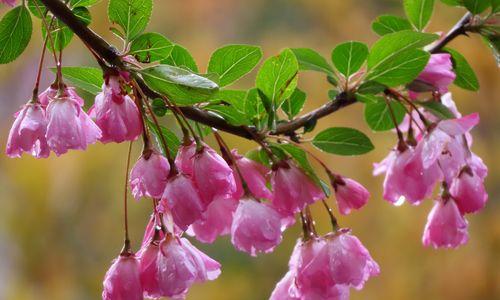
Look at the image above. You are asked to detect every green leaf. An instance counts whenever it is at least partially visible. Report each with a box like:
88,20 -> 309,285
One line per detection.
161,44 -> 198,72
282,88 -> 306,120
140,64 -> 219,105
463,0 -> 490,14
207,44 -> 263,87
42,7 -> 91,51
0,6 -> 32,64
256,48 -> 299,112
357,81 -> 387,94
372,15 -> 413,36
146,119 -> 180,158
492,0 -> 500,13
69,0 -> 101,7
483,34 -> 499,66
291,48 -> 334,74
205,105 -> 251,126
50,66 -> 104,95
129,33 -> 173,63
210,89 -> 247,112
312,127 -> 374,156
108,0 -> 152,41
27,0 -> 45,18
439,0 -> 464,6
246,148 -> 271,168
151,98 -> 168,116
364,100 -> 406,131
444,48 -> 480,91
331,41 -> 369,78
244,88 -> 267,128
355,93 -> 383,103
367,31 -> 437,86
417,101 -> 455,119
404,0 -> 435,31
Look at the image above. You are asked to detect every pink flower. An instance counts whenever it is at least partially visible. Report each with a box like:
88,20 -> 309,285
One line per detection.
46,94 -> 102,156
450,167 -> 488,214
232,150 -> 273,200
333,176 -> 369,215
422,199 -> 469,249
190,196 -> 238,243
415,53 -> 456,94
175,141 -> 197,175
6,102 -> 49,158
469,152 -> 488,180
271,160 -> 325,215
129,151 -> 170,200
39,86 -> 85,107
193,145 -> 236,205
102,255 -> 143,300
230,198 -> 283,256
162,174 -> 205,230
269,271 -> 300,300
1,0 -> 17,6
90,76 -> 142,143
139,242 -> 162,299
383,147 -> 442,205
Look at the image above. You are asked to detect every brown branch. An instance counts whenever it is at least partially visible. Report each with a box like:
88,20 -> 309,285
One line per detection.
38,0 -> 473,140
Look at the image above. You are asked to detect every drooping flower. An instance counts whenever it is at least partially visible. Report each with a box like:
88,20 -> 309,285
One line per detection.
39,85 -> 85,107
102,254 -> 143,300
232,150 -> 273,200
450,167 -> 488,214
6,102 -> 50,158
332,176 -> 370,215
271,160 -> 325,215
175,141 -> 197,175
422,199 -> 469,249
46,92 -> 102,156
412,53 -> 456,95
230,198 -> 283,256
190,196 -> 238,243
90,75 -> 142,143
139,241 -> 162,299
192,145 -> 236,206
1,0 -> 17,7
129,151 -> 170,200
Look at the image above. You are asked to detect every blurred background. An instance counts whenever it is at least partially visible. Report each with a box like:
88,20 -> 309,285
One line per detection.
0,0 -> 499,299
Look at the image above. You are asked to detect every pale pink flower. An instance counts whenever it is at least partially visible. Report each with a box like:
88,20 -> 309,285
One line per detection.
333,176 -> 370,215
422,199 -> 469,249
129,151 -> 170,200
414,53 -> 456,95
39,85 -> 84,107
6,102 -> 49,158
102,255 -> 143,300
271,160 -> 325,215
175,141 -> 197,175
190,196 -> 238,243
450,167 -> 488,214
232,150 -> 272,200
231,198 -> 283,256
1,0 -> 17,6
90,76 -> 142,143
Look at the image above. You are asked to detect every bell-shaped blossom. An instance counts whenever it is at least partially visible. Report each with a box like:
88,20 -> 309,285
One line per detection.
383,147 -> 442,205
175,141 -> 197,175
231,198 -> 283,256
162,174 -> 205,230
469,153 -> 488,179
270,271 -> 300,300
190,196 -> 238,243
193,145 -> 236,205
157,235 -> 220,298
6,102 -> 49,158
90,76 -> 142,143
39,85 -> 84,107
437,136 -> 467,184
422,199 -> 469,249
450,168 -> 488,214
413,53 -> 456,95
333,177 -> 370,215
46,95 -> 101,156
102,254 -> 143,300
232,150 -> 273,200
271,160 -> 325,215
139,242 -> 162,299
129,151 -> 170,200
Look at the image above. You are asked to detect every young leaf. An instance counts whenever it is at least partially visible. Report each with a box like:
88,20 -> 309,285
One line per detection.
50,66 -> 104,94
372,15 -> 413,36
331,41 -> 369,78
108,0 -> 152,41
146,119 -> 180,158
404,0 -> 435,31
364,100 -> 406,131
367,31 -> 437,86
282,88 -> 306,120
161,44 -> 199,72
312,127 -> 374,155
463,0 -> 490,14
129,33 -> 174,63
0,6 -> 32,64
417,101 -> 455,119
291,48 -> 334,74
444,48 -> 479,91
140,65 -> 219,105
207,44 -> 263,87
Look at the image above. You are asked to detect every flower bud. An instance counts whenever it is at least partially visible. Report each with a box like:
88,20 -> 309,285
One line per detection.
129,151 -> 170,200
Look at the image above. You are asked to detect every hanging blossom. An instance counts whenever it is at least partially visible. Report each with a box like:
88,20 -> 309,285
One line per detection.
231,150 -> 273,200
409,53 -> 456,98
129,150 -> 171,200
102,254 -> 143,300
330,174 -> 370,215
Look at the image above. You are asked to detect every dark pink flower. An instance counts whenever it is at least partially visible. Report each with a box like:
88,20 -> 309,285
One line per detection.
129,151 -> 170,200
175,141 -> 197,175
90,76 -> 142,143
271,160 -> 325,215
102,255 -> 143,300
190,196 -> 238,243
46,94 -> 101,156
230,198 -> 283,256
232,150 -> 272,200
415,53 -> 456,94
422,199 -> 469,249
333,177 -> 370,215
6,102 -> 49,158
450,167 -> 488,214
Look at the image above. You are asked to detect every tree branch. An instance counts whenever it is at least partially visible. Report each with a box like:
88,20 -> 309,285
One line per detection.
38,0 -> 473,140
